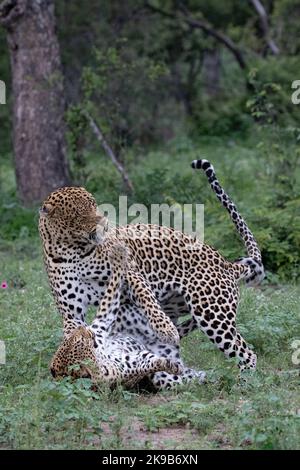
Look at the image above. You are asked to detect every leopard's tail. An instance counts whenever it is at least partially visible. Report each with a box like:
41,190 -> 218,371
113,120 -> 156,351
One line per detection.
191,159 -> 265,286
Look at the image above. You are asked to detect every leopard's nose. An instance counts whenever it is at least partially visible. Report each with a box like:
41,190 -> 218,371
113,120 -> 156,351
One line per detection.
81,370 -> 91,379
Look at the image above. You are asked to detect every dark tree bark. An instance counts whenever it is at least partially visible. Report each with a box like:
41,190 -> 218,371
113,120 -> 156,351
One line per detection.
0,0 -> 70,206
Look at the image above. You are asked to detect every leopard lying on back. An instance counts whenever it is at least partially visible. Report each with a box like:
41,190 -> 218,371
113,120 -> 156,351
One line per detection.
40,159 -> 264,371
50,244 -> 206,390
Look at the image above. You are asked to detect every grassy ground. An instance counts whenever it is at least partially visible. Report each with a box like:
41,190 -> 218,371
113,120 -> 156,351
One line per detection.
0,135 -> 299,449
0,241 -> 299,450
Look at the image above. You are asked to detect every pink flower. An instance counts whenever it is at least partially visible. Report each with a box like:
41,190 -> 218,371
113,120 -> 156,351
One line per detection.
1,282 -> 8,289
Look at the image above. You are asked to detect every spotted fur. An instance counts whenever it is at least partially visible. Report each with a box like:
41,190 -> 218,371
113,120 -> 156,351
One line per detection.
50,244 -> 205,390
191,159 -> 265,286
40,160 -> 264,372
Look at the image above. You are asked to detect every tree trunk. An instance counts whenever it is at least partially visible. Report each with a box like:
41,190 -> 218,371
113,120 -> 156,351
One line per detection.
0,0 -> 70,206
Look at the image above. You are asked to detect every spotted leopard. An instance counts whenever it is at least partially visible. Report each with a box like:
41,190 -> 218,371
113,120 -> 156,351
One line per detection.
40,159 -> 264,371
50,244 -> 205,389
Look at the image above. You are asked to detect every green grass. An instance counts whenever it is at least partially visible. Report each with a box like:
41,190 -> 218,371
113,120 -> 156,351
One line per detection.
0,132 -> 299,449
0,242 -> 299,450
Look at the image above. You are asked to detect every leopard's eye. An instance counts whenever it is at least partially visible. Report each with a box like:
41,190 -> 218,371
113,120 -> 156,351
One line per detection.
39,206 -> 48,216
39,203 -> 54,215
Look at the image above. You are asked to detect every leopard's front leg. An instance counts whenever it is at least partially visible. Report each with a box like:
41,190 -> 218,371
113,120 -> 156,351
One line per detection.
88,244 -> 128,348
126,271 -> 180,346
52,280 -> 89,338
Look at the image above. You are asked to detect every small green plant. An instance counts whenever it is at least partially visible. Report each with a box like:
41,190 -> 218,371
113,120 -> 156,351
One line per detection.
246,69 -> 283,124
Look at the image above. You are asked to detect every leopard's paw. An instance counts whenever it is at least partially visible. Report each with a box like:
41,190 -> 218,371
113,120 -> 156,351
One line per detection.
164,359 -> 183,375
149,315 -> 180,346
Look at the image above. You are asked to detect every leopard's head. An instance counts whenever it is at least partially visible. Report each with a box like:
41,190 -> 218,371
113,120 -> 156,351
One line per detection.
50,326 -> 98,380
39,187 -> 108,246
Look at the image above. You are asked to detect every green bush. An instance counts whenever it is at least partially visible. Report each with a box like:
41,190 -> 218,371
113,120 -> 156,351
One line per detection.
191,95 -> 251,137
0,162 -> 37,242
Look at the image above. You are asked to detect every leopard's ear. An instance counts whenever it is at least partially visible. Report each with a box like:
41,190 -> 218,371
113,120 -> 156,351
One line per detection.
39,203 -> 55,216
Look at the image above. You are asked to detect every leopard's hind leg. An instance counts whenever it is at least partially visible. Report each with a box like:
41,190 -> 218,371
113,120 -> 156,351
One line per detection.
120,351 -> 183,388
176,317 -> 198,339
150,367 -> 206,390
182,279 -> 257,371
145,341 -> 206,390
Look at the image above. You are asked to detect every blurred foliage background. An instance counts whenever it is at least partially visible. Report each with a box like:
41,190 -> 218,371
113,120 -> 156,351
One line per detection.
0,0 -> 299,281
0,1 -> 299,451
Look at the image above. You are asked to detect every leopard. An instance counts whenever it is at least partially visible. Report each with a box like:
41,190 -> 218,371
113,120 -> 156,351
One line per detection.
50,325 -> 183,390
39,159 -> 264,372
50,244 -> 205,390
39,187 -> 179,346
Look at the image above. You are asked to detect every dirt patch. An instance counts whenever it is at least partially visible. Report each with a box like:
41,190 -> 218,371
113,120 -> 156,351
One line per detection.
138,394 -> 173,406
99,417 -> 201,450
206,423 -> 233,450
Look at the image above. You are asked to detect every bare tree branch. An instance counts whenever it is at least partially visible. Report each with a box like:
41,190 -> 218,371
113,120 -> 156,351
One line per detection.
0,0 -> 25,27
85,112 -> 134,194
145,1 -> 247,70
249,0 -> 280,55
